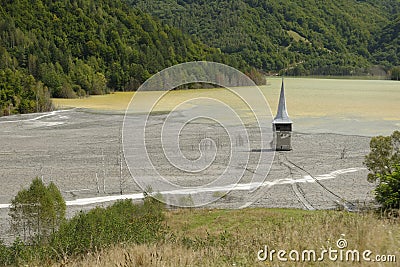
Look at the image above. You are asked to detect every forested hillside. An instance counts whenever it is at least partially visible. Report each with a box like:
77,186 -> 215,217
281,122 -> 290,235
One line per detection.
371,14 -> 400,67
0,0 -> 248,115
1,0 -> 399,116
130,0 -> 400,76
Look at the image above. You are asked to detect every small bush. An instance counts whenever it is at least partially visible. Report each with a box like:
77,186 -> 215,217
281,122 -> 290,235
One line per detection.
0,239 -> 12,266
365,131 -> 400,211
0,238 -> 39,266
375,165 -> 400,210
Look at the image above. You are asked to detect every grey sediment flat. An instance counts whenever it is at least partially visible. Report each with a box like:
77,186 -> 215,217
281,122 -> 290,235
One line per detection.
0,109 -> 378,242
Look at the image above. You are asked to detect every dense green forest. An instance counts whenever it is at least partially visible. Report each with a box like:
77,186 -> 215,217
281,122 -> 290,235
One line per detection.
0,0 -> 249,115
130,0 -> 400,76
0,0 -> 399,116
371,14 -> 400,67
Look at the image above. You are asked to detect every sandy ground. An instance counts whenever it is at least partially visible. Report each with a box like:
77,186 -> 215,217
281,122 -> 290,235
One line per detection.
0,108 -> 379,242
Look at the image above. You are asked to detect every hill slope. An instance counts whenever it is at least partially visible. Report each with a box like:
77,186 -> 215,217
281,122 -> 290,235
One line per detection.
371,14 -> 400,66
129,0 -> 400,75
1,0 -> 399,115
0,0 -> 249,115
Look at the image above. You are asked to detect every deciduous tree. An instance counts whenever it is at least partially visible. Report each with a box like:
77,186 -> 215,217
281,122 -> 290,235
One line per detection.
9,178 -> 66,244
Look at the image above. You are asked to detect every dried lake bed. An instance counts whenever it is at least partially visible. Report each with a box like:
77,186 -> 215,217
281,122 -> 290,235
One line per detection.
0,78 -> 399,241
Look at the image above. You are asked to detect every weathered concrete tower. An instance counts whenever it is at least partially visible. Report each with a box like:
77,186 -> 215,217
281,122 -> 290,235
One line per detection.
272,78 -> 292,151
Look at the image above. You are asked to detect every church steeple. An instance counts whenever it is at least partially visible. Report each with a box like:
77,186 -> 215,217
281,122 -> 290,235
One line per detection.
273,78 -> 292,124
272,78 -> 292,151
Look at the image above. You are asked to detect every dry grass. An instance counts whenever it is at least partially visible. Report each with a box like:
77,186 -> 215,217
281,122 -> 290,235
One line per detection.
60,208 -> 400,267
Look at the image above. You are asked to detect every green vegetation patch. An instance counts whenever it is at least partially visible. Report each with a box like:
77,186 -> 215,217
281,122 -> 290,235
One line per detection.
287,30 -> 310,43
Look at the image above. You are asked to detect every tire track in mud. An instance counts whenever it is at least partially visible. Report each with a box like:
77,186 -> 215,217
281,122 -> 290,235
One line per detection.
277,152 -> 356,211
276,153 -> 315,210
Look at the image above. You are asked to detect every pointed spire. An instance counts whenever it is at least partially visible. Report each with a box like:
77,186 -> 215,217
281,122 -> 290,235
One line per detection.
273,78 -> 292,124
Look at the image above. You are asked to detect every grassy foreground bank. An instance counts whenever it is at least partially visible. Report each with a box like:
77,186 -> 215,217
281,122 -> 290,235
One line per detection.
63,208 -> 399,267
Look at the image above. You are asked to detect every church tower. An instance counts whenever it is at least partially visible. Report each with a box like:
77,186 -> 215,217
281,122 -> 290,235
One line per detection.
272,78 -> 292,151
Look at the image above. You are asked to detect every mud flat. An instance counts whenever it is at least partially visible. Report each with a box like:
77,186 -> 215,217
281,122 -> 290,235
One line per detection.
0,109 -> 373,205
0,108 -> 378,242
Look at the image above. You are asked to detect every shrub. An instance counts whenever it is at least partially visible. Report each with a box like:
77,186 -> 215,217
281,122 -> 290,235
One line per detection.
5,184 -> 165,265
365,131 -> 400,210
375,165 -> 400,210
0,238 -> 40,266
0,239 -> 12,266
49,197 -> 165,260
